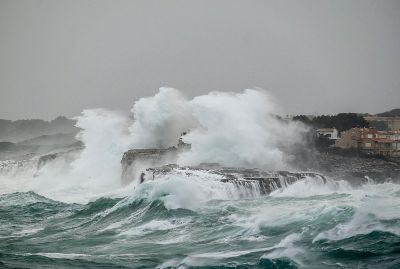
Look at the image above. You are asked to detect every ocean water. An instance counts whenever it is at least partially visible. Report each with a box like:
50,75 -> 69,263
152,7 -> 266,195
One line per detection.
1,89 -> 399,268
1,167 -> 399,269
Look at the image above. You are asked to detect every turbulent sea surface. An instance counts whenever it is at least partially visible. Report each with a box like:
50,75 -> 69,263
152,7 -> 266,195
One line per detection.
1,89 -> 399,268
1,169 -> 399,269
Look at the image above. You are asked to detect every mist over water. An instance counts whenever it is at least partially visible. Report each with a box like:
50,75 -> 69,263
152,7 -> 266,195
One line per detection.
73,88 -> 307,183
129,88 -> 197,149
28,87 -> 305,203
0,88 -> 399,268
177,89 -> 307,168
127,87 -> 306,169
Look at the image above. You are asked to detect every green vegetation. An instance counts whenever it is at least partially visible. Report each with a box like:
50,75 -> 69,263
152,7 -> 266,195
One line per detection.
369,120 -> 388,131
376,108 -> 400,117
293,113 -> 369,132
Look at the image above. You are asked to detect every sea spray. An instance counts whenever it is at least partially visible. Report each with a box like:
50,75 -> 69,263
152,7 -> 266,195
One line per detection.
67,87 -> 308,192
128,87 -> 197,149
130,168 -> 264,210
1,179 -> 398,268
125,88 -> 308,169
0,85 -> 399,268
71,109 -> 132,185
178,89 -> 308,169
0,88 -> 313,203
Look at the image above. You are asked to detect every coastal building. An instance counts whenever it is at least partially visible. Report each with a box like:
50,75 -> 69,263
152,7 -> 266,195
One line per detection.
335,127 -> 400,157
364,116 -> 400,131
376,130 -> 400,140
335,128 -> 377,149
369,138 -> 400,157
316,128 -> 338,140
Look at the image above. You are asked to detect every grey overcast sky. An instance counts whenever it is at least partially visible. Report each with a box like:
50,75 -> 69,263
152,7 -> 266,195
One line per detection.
0,0 -> 399,120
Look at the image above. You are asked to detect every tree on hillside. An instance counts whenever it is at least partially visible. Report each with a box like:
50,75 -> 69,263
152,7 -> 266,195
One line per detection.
292,113 -> 369,132
369,120 -> 388,131
292,115 -> 312,125
376,108 -> 400,117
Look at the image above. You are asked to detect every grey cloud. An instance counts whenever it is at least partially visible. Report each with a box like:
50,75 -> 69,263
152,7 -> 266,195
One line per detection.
0,0 -> 399,120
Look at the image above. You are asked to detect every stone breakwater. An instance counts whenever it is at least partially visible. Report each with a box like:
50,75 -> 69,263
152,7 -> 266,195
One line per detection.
12,146 -> 398,190
143,164 -> 327,195
120,148 -> 327,194
120,148 -> 400,189
315,152 -> 400,183
121,147 -> 182,184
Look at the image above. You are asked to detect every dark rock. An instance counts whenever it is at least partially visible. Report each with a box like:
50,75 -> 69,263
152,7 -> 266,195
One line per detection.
37,153 -> 59,169
314,152 -> 400,183
121,147 -> 184,184
142,164 -> 327,195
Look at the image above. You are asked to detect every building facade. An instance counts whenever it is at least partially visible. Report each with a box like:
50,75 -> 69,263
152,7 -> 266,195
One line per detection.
317,128 -> 338,140
335,128 -> 400,157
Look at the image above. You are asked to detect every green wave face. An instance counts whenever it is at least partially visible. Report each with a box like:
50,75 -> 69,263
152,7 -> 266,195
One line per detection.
1,178 -> 400,269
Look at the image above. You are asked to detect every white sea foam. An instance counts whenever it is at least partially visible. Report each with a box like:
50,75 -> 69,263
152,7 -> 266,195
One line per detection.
129,171 -> 259,210
313,210 -> 400,243
27,253 -> 91,259
312,182 -> 400,242
178,89 -> 307,169
270,176 -> 352,198
261,233 -> 304,265
2,86 -> 397,215
71,109 -> 132,188
128,87 -> 197,149
1,88 -> 307,203
119,218 -> 191,236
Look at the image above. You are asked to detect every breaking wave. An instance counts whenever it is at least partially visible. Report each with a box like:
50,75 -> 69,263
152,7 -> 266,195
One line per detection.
0,178 -> 399,268
0,88 -> 399,268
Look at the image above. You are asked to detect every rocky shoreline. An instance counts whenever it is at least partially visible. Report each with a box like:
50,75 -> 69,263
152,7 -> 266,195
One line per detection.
142,164 -> 327,195
2,145 -> 399,190
313,151 -> 400,183
120,147 -> 400,190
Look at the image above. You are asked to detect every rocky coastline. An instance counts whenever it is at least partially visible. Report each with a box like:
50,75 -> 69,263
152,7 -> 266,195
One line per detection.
313,150 -> 400,183
120,147 -> 400,191
142,164 -> 327,195
3,144 -> 399,191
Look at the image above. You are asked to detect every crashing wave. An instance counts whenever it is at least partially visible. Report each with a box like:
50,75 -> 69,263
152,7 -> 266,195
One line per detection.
141,164 -> 326,195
